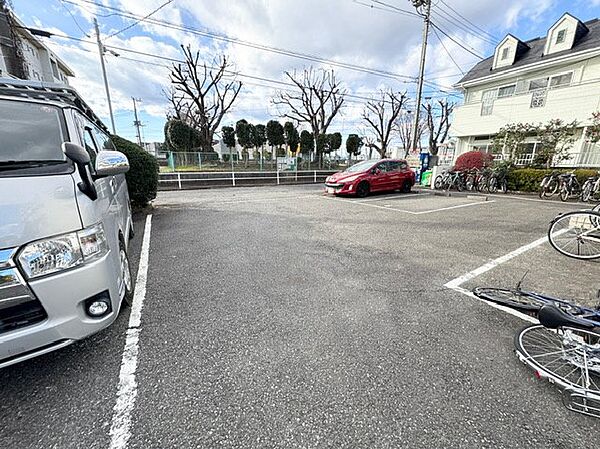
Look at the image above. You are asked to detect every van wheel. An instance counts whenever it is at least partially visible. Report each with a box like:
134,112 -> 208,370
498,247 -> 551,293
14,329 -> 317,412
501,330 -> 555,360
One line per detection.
401,180 -> 412,193
119,240 -> 134,308
356,181 -> 370,198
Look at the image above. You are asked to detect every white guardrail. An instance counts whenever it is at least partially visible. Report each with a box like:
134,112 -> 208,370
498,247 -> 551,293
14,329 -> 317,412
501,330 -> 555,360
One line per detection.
158,170 -> 337,189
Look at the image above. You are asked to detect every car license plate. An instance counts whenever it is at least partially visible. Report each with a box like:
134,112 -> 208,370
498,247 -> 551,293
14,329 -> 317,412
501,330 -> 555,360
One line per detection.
326,187 -> 335,194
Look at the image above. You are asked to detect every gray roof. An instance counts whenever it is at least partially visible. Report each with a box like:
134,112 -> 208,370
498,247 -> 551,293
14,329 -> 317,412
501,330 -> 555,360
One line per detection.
456,17 -> 600,85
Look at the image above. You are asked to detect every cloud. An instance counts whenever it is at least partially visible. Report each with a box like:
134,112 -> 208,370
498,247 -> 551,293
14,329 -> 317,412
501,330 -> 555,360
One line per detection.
34,0 -> 563,145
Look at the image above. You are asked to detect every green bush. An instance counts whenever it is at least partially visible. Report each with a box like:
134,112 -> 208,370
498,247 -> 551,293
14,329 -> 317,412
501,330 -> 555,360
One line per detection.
507,168 -> 600,192
111,135 -> 159,209
507,168 -> 551,192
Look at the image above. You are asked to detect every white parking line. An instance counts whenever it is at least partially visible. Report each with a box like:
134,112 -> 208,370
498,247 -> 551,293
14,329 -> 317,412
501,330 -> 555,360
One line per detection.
109,215 -> 152,449
443,235 -> 550,323
412,200 -> 495,215
322,195 -> 495,215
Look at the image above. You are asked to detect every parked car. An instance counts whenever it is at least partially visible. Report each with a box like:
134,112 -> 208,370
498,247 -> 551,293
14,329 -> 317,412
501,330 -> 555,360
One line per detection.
0,79 -> 134,368
324,159 -> 416,197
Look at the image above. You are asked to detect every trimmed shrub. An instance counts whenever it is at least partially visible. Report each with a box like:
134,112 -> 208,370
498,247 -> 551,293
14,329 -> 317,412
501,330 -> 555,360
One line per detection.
506,168 -> 600,192
164,119 -> 202,151
111,135 -> 159,209
507,168 -> 551,192
453,151 -> 494,171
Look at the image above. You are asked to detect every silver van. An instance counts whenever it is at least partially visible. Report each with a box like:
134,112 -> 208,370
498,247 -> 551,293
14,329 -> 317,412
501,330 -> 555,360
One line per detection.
0,79 -> 134,368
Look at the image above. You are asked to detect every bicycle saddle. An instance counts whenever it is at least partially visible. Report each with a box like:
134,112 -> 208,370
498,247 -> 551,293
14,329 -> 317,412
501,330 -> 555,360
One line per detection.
538,305 -> 596,330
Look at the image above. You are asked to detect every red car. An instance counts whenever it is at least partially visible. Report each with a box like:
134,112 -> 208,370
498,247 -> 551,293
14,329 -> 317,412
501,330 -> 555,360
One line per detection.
324,159 -> 416,197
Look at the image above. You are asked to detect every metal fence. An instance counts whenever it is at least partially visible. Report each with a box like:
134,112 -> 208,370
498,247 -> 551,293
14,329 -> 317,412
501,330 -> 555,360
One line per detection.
159,170 -> 337,190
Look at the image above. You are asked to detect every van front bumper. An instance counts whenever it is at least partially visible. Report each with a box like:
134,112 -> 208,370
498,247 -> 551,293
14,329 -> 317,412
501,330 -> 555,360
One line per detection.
0,251 -> 121,368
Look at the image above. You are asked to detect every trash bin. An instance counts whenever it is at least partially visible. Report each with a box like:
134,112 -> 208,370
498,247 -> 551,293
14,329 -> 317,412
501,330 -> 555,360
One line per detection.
420,169 -> 432,186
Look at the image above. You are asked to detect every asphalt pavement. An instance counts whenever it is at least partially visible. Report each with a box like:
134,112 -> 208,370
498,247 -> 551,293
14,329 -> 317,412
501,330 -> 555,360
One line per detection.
2,185 -> 600,448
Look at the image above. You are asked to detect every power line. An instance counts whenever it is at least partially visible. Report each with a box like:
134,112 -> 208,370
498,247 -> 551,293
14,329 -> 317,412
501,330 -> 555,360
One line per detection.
105,0 -> 173,40
58,0 -> 89,37
431,25 -> 465,75
430,6 -> 497,47
438,0 -> 500,42
62,0 -> 456,92
430,21 -> 484,59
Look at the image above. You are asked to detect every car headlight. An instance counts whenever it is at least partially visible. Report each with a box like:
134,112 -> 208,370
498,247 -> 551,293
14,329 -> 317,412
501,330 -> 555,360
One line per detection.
18,223 -> 109,279
342,175 -> 359,183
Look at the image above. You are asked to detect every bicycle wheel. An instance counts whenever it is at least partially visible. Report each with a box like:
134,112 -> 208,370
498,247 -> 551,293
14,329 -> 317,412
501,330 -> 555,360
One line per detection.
500,179 -> 508,194
472,287 -> 581,315
545,178 -> 559,198
472,287 -> 545,313
434,176 -> 443,190
456,178 -> 464,192
560,185 -> 569,202
515,325 -> 600,394
548,211 -> 600,259
488,177 -> 498,194
581,181 -> 593,202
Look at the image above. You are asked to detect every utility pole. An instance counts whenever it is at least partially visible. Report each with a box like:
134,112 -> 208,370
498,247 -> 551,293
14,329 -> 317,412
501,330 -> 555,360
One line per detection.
94,18 -> 116,134
410,0 -> 431,154
132,97 -> 142,146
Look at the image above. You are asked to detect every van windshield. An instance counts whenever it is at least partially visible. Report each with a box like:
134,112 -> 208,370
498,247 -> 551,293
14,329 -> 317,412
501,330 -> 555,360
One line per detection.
0,100 -> 66,164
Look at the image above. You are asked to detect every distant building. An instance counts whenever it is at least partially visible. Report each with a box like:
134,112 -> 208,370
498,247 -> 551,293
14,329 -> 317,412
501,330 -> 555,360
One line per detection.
0,5 -> 74,84
453,13 -> 600,167
143,142 -> 167,158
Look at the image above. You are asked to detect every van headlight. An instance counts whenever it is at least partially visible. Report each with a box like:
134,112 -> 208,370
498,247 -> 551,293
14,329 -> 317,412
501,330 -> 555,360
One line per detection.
18,223 -> 108,279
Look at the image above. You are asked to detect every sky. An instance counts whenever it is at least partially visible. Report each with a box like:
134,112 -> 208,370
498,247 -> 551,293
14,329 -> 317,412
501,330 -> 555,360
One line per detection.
11,0 -> 600,148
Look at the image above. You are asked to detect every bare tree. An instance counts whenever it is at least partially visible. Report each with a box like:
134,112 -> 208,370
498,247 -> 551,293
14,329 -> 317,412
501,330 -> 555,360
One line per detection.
395,111 -> 425,157
272,68 -> 345,167
168,45 -> 242,152
423,99 -> 455,156
362,89 -> 407,159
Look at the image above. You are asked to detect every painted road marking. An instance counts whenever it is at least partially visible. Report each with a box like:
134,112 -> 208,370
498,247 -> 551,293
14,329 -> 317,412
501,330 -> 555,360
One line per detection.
322,195 -> 495,215
109,215 -> 152,449
443,235 -> 555,323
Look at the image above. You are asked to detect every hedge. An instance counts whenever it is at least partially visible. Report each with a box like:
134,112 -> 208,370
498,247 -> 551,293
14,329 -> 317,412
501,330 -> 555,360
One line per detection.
111,135 -> 159,208
506,168 -> 598,192
454,150 -> 494,171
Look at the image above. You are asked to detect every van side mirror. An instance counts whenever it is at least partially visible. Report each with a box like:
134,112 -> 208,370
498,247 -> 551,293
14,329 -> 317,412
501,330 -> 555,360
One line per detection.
63,142 -> 90,165
95,151 -> 129,178
62,142 -> 97,201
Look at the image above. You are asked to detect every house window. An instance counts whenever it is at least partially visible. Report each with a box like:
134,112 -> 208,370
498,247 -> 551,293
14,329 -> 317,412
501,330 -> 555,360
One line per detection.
500,47 -> 509,60
50,60 -> 59,78
514,143 -> 537,166
556,29 -> 566,44
528,77 -> 548,91
497,84 -> 516,98
530,90 -> 546,108
549,72 -> 572,88
480,90 -> 496,116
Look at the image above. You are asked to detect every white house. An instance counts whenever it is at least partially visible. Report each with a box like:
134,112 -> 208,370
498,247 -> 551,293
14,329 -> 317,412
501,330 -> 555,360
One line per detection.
452,13 -> 600,167
0,10 -> 74,84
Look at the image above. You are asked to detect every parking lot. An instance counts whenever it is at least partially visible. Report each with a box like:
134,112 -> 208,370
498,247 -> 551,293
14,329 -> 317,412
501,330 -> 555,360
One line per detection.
2,184 -> 600,448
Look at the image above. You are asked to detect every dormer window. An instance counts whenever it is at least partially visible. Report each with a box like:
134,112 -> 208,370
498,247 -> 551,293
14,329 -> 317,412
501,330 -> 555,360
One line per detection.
501,48 -> 509,60
556,29 -> 566,44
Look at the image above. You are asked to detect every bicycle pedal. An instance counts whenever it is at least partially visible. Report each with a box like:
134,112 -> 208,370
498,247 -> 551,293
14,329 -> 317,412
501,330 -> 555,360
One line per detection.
563,390 -> 600,419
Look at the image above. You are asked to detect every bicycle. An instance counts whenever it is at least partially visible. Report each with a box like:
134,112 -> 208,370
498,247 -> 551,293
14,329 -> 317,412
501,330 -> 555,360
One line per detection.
434,170 -> 464,191
464,169 -> 479,191
558,172 -> 582,202
580,172 -> 600,202
487,167 -> 508,194
475,168 -> 492,193
548,209 -> 600,259
539,171 -> 561,199
473,286 -> 600,418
